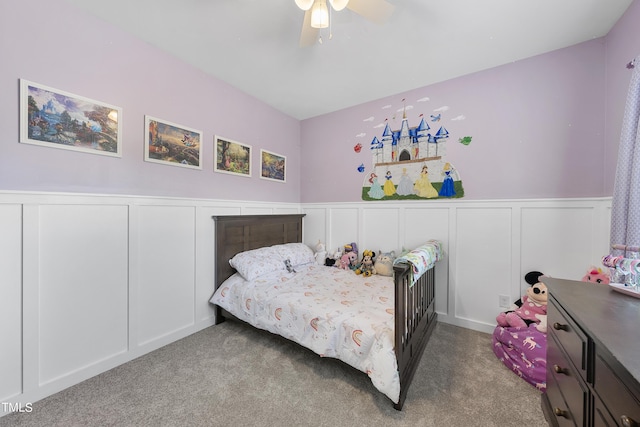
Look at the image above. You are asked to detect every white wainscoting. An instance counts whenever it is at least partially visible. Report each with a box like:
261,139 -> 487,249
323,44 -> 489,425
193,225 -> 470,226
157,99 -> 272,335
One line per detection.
0,191 -> 301,416
302,198 -> 611,333
0,192 -> 611,416
0,204 -> 22,404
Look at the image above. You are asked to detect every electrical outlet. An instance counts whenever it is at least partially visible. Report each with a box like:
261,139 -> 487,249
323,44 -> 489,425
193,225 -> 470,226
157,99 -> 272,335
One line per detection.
499,294 -> 511,308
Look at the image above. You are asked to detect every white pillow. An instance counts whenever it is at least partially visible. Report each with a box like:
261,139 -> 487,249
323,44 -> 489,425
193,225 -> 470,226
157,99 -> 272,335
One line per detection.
229,246 -> 284,281
273,243 -> 315,267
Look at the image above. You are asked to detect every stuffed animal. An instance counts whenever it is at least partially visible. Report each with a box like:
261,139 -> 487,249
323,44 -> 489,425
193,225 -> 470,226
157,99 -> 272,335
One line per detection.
314,240 -> 327,265
339,251 -> 358,270
344,242 -> 359,259
496,271 -> 548,333
325,247 -> 343,267
374,250 -> 396,276
582,266 -> 610,284
355,250 -> 376,276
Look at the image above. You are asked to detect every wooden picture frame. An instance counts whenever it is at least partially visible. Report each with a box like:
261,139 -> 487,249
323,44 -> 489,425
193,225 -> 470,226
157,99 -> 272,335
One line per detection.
20,79 -> 122,157
260,149 -> 286,183
144,116 -> 202,169
214,135 -> 251,177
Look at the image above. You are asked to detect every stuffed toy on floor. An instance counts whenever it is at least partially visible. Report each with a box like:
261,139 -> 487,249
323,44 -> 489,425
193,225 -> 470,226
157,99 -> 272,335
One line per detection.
492,270 -> 548,392
496,271 -> 548,333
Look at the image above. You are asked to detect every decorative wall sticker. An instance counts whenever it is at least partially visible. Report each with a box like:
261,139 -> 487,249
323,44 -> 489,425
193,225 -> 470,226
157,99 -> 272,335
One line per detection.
360,98 -> 467,200
354,143 -> 362,153
458,136 -> 472,145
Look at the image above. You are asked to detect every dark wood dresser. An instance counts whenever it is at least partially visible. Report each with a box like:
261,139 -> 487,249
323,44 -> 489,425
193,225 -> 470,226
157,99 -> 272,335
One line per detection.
542,278 -> 640,426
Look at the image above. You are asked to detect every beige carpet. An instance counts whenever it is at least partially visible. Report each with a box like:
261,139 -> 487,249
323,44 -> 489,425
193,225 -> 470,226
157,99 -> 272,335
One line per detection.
0,321 -> 547,427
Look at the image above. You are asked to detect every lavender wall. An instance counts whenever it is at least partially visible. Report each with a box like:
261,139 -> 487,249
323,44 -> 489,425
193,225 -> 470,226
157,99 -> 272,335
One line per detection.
604,0 -> 640,194
300,39 -> 608,202
0,0 -> 301,203
2,1 -> 638,205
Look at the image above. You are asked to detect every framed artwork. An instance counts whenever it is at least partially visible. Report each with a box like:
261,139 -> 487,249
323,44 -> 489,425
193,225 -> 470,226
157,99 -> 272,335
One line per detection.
144,116 -> 202,170
214,136 -> 251,177
19,79 -> 122,157
260,149 -> 286,183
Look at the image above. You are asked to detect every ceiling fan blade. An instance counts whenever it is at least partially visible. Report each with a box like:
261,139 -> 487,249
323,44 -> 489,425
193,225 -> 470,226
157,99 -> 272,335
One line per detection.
299,9 -> 319,47
346,0 -> 395,25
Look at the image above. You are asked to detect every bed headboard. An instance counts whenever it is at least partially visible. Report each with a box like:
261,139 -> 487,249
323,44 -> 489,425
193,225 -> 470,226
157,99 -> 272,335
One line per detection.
212,214 -> 305,290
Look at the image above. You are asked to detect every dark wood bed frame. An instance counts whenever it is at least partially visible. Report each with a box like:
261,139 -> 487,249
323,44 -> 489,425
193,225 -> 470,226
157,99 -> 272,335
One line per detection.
212,214 -> 437,410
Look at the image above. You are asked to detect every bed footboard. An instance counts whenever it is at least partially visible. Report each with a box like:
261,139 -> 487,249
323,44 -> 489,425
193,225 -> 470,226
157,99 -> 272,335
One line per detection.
393,262 -> 437,410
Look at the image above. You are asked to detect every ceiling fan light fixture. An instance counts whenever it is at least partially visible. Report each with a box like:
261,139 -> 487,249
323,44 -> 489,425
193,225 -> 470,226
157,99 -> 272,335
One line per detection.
295,0 -> 314,11
310,0 -> 329,28
329,0 -> 349,11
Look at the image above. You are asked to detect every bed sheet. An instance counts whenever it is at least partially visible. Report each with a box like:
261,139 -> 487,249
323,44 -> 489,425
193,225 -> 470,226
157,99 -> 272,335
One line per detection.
210,264 -> 401,403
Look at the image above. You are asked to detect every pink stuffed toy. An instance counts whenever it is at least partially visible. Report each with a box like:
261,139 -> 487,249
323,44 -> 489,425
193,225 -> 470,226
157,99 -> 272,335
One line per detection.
582,267 -> 610,284
339,251 -> 357,270
496,271 -> 548,333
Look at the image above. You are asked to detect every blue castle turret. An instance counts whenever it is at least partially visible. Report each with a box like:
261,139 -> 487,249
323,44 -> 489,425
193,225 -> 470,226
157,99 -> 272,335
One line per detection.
371,107 -> 448,166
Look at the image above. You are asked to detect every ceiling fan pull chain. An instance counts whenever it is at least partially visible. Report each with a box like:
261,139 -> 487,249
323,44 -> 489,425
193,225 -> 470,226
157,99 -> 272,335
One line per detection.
329,5 -> 333,40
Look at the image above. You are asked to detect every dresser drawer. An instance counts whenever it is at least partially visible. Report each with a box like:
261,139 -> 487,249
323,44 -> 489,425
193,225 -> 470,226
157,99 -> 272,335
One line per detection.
548,332 -> 587,427
593,392 -> 617,427
549,298 -> 589,382
594,352 -> 640,427
546,368 -> 580,427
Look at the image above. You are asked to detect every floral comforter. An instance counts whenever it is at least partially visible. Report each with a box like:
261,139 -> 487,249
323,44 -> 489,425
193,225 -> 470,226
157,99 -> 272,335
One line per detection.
210,264 -> 401,403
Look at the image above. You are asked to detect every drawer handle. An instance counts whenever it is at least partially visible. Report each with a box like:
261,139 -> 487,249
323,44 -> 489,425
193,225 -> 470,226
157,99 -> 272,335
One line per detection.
553,322 -> 569,331
621,415 -> 639,427
553,364 -> 569,375
554,408 -> 569,418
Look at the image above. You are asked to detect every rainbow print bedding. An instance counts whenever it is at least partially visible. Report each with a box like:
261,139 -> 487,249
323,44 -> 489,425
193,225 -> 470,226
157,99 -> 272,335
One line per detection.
210,264 -> 401,403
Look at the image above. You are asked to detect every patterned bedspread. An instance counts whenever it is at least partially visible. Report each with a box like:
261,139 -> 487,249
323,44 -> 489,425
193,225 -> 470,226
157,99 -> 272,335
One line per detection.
210,264 -> 401,403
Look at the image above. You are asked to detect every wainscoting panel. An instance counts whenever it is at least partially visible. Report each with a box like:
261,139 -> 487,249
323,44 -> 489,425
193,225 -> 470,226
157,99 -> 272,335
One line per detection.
301,208 -> 327,250
135,205 -> 196,347
37,204 -> 129,386
328,208 -> 359,254
361,207 -> 401,253
454,207 -> 513,326
521,206 -> 597,291
0,204 -> 23,402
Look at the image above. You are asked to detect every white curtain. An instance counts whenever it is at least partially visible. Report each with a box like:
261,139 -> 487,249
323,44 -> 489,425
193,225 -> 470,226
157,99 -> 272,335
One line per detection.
610,55 -> 640,257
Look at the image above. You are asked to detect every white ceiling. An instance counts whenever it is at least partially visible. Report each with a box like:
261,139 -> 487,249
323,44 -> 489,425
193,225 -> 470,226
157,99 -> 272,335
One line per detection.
64,0 -> 633,120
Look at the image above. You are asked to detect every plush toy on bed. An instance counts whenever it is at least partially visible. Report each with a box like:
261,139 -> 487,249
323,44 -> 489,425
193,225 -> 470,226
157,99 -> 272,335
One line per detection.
325,247 -> 342,267
339,251 -> 358,270
344,242 -> 359,259
355,250 -> 376,276
314,240 -> 327,265
374,250 -> 396,276
496,271 -> 548,333
582,266 -> 610,284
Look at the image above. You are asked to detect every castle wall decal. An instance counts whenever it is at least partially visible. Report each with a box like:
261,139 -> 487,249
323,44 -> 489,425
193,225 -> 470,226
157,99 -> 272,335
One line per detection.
360,99 -> 469,201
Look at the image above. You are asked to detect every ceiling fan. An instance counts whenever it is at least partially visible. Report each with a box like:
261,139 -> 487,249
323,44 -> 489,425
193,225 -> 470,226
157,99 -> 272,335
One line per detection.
295,0 -> 395,47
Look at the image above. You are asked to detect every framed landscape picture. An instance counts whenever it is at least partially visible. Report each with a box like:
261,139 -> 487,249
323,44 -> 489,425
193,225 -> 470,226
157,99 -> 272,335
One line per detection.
144,116 -> 202,169
260,149 -> 286,183
214,135 -> 251,177
19,79 -> 122,157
